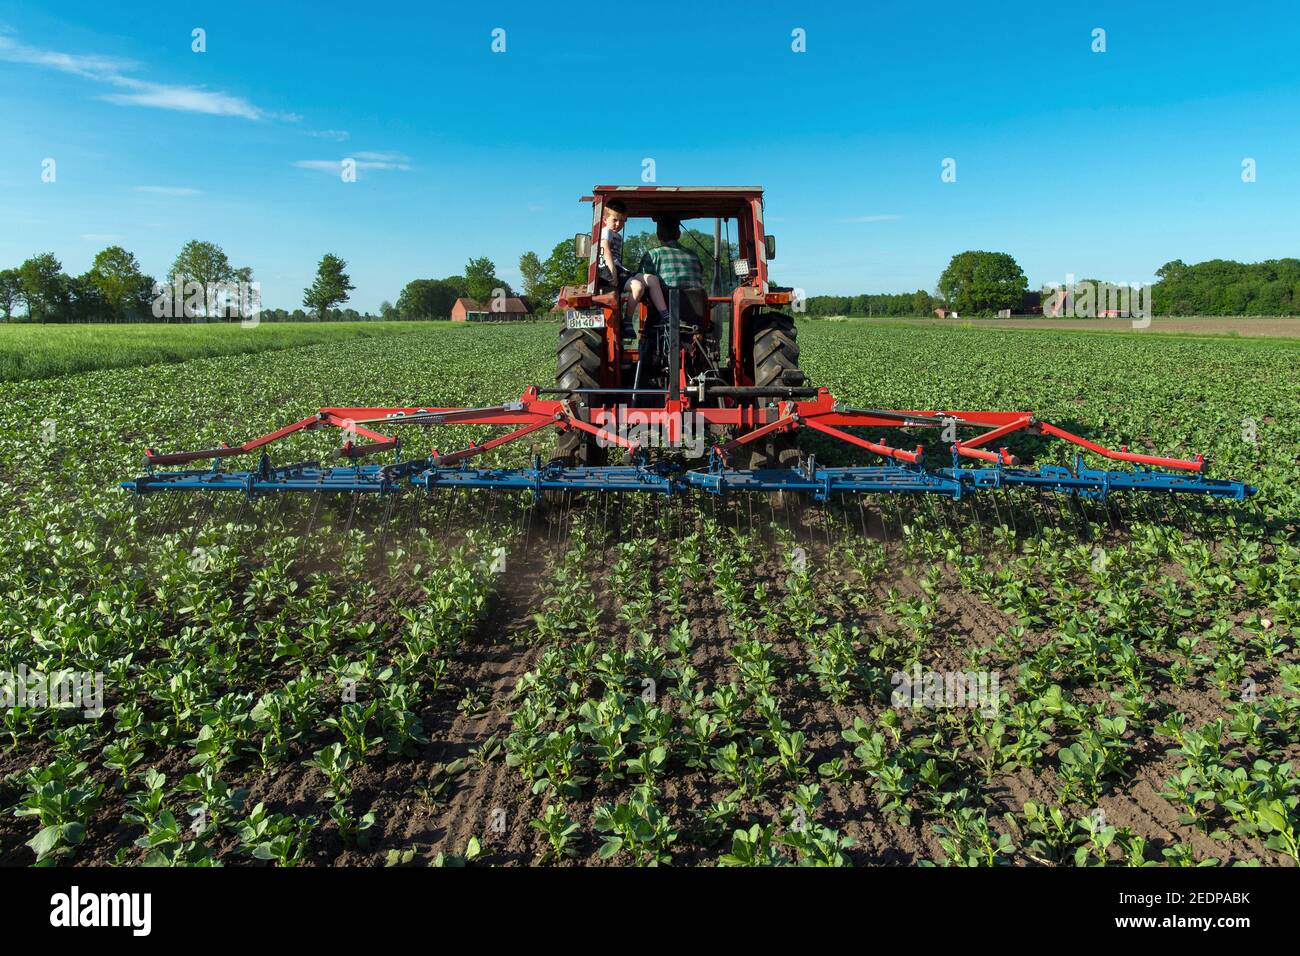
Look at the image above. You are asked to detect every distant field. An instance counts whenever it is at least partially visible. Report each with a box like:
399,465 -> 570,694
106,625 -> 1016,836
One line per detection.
0,321 -> 447,383
831,315 -> 1300,338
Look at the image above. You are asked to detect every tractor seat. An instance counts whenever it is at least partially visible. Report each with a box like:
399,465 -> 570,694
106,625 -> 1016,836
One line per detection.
675,288 -> 708,326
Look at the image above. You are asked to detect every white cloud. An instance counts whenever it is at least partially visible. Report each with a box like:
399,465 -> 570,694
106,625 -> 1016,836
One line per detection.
0,33 -> 278,120
135,185 -> 202,196
293,152 -> 411,176
842,214 -> 902,223
306,129 -> 350,141
101,83 -> 265,119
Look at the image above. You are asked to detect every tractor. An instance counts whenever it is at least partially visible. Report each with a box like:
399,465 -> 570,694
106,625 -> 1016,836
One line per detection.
552,185 -> 802,477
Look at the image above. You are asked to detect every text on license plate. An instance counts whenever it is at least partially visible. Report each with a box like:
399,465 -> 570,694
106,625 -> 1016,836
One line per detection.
565,309 -> 606,329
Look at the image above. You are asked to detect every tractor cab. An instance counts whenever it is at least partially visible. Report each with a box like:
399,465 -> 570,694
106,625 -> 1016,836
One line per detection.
553,186 -> 800,470
558,186 -> 789,373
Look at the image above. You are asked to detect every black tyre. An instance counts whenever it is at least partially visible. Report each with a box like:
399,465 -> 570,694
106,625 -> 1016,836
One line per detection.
554,326 -> 607,467
747,311 -> 802,471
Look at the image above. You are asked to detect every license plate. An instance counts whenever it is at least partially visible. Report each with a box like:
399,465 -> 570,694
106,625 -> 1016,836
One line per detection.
565,309 -> 606,330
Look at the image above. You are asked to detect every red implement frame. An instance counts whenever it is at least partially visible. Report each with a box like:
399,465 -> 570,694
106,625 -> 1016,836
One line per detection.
141,386 -> 1208,474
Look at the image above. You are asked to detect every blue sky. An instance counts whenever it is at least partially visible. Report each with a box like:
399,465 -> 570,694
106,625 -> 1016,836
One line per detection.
1,1 -> 1297,311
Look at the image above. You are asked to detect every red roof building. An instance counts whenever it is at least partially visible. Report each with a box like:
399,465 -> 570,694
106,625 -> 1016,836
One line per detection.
450,296 -> 531,322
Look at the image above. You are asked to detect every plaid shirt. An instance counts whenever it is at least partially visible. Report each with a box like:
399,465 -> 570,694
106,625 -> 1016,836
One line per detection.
639,241 -> 705,290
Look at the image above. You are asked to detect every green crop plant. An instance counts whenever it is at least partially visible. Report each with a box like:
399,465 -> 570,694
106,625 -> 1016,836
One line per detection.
531,804 -> 581,862
927,808 -> 1015,867
236,802 -> 315,866
718,823 -> 785,866
592,786 -> 678,866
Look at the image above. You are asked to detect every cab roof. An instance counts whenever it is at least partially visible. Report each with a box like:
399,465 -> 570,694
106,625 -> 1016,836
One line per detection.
583,185 -> 763,218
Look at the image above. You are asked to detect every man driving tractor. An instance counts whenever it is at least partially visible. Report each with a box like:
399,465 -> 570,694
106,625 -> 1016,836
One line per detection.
638,218 -> 705,291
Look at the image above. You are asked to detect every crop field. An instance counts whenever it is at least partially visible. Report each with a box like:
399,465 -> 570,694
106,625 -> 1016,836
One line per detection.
0,320 -> 440,383
0,321 -> 1297,867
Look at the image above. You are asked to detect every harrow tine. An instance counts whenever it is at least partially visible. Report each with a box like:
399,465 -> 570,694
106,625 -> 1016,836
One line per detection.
1173,494 -> 1194,536
550,493 -> 561,545
306,493 -> 323,536
1060,492 -> 1081,537
1027,495 -> 1043,538
964,496 -> 983,547
184,495 -> 212,553
377,496 -> 397,552
441,489 -> 457,538
988,489 -> 1006,535
163,495 -> 183,537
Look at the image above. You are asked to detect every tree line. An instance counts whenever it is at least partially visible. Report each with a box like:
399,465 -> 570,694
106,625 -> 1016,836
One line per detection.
3,241 -> 1298,322
0,242 -> 263,323
1151,258 -> 1300,316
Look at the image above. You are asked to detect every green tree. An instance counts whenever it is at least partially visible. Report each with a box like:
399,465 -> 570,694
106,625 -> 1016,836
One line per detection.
464,256 -> 512,302
168,240 -> 248,319
937,251 -> 1028,315
378,300 -> 397,321
1151,257 -> 1300,315
66,273 -> 108,322
538,239 -> 589,305
18,253 -> 66,322
303,253 -> 356,321
519,251 -> 544,298
396,278 -> 461,319
0,268 -> 22,321
86,246 -> 155,321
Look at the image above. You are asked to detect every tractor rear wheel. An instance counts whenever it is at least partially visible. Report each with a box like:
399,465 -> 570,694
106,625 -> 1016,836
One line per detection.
554,326 -> 607,468
747,311 -> 802,471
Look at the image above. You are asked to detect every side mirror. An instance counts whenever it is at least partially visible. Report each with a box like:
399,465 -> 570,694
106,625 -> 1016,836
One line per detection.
574,234 -> 591,259
764,235 -> 777,261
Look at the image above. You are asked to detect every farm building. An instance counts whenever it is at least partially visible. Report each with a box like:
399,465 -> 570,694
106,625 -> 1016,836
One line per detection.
450,296 -> 532,322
